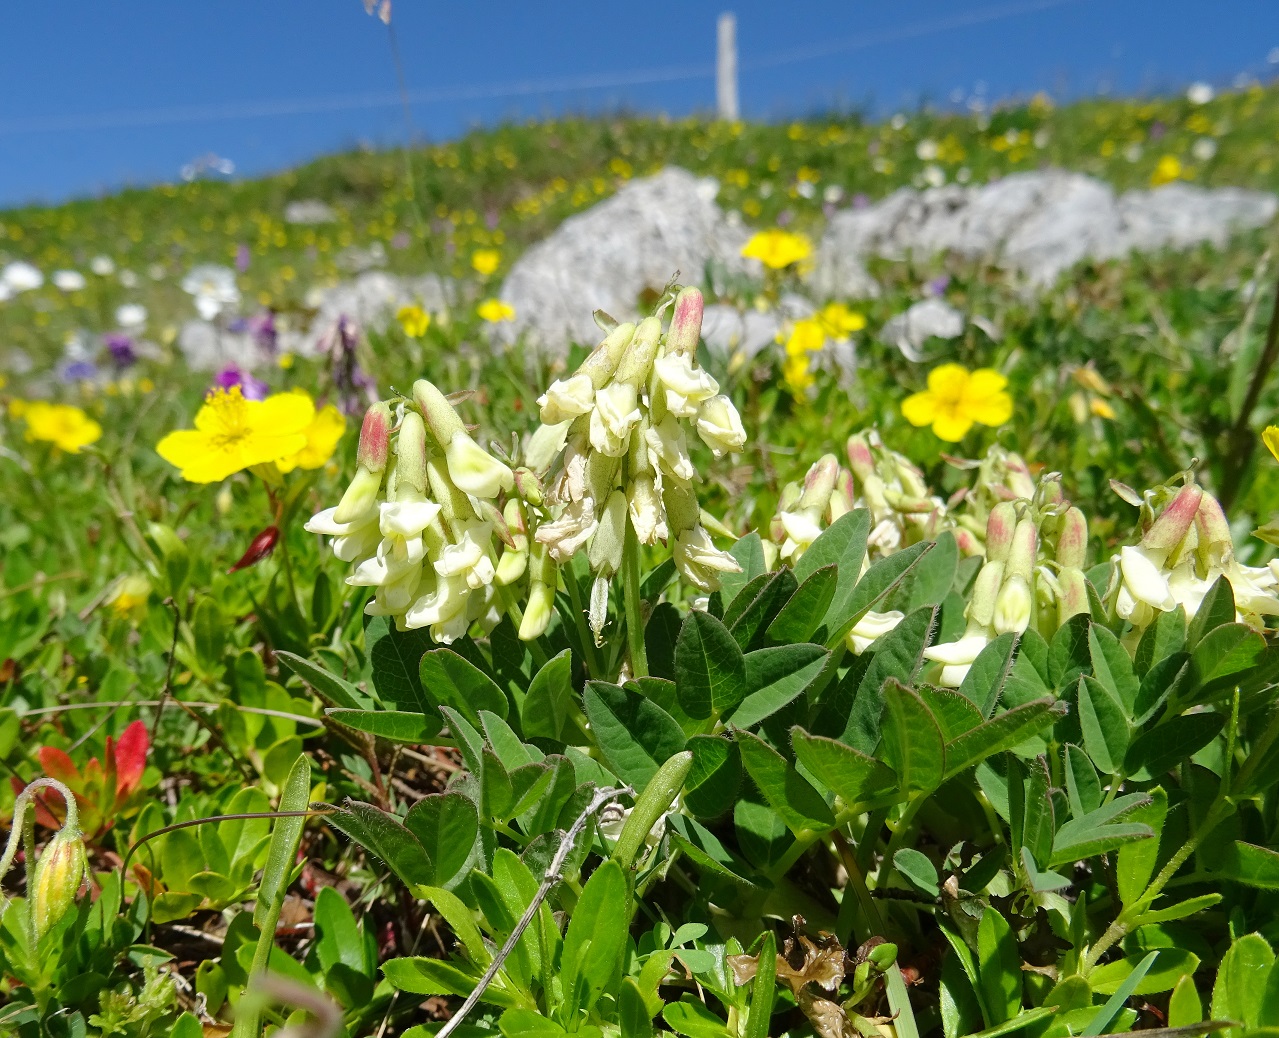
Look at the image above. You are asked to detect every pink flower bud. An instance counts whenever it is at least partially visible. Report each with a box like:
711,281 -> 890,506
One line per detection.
799,454 -> 840,512
667,287 -> 704,356
227,525 -> 280,574
1194,492 -> 1232,555
846,433 -> 875,480
1141,484 -> 1202,555
1056,567 -> 1089,626
356,402 -> 392,472
985,502 -> 1019,563
1056,506 -> 1089,568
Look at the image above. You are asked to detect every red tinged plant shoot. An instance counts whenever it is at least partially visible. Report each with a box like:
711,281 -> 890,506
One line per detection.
228,524 -> 280,573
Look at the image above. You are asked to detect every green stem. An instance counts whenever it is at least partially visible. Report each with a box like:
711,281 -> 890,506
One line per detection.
622,520 -> 648,679
876,797 -> 926,893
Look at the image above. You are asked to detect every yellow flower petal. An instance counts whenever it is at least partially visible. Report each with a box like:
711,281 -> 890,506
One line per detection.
965,368 -> 1008,397
931,406 -> 974,442
926,363 -> 970,400
1264,426 -> 1279,464
901,391 -> 938,427
963,389 -> 1013,428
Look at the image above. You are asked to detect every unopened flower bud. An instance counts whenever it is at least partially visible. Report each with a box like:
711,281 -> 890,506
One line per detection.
1006,517 -> 1039,582
228,525 -> 280,574
1055,506 -> 1088,568
1194,492 -> 1233,566
829,472 -> 855,523
1056,567 -> 1089,626
993,574 -> 1033,634
513,467 -> 543,506
445,432 -> 514,499
953,527 -> 983,557
578,321 -> 637,389
846,433 -> 875,480
356,402 -> 392,472
519,545 -> 557,641
799,454 -> 840,512
1142,484 -> 1203,555
1004,453 -> 1036,500
667,286 -> 704,356
32,826 -> 87,941
589,491 -> 628,577
968,560 -> 1005,628
333,464 -> 383,523
413,379 -> 466,444
395,412 -> 429,496
613,317 -> 663,387
985,502 -> 1019,564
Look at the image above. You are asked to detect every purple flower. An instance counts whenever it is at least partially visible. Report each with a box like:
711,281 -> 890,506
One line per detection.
925,275 -> 951,297
235,243 -> 251,273
61,360 -> 98,383
391,231 -> 411,250
214,364 -> 268,401
104,333 -> 137,368
318,314 -> 378,416
852,193 -> 870,210
245,310 -> 278,354
776,209 -> 794,227
1149,121 -> 1166,141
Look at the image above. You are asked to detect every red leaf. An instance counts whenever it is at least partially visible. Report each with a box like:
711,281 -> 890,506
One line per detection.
37,746 -> 82,786
228,525 -> 280,574
112,721 -> 148,798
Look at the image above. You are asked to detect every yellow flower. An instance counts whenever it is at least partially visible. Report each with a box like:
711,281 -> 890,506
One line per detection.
816,302 -> 867,338
782,354 -> 815,395
1151,155 -> 1182,186
139,378 -> 155,394
8,398 -> 28,419
785,317 -> 827,358
24,402 -> 102,453
108,574 -> 151,620
396,304 -> 431,338
156,386 -> 312,483
278,352 -> 295,370
478,298 -> 516,323
276,399 -> 347,473
1264,426 -> 1279,464
901,364 -> 1013,442
1089,397 -> 1116,420
741,229 -> 813,270
471,249 -> 501,276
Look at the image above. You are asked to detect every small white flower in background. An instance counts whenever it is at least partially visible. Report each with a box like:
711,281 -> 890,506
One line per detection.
1192,137 -> 1218,162
115,304 -> 148,330
90,255 -> 115,276
52,270 -> 86,292
2,261 -> 43,293
118,269 -> 139,288
182,264 -> 241,320
1186,81 -> 1214,105
915,138 -> 939,161
921,165 -> 946,188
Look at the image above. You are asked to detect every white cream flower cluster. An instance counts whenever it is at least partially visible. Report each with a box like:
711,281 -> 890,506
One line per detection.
304,381 -> 521,644
528,287 -> 746,640
1111,480 -> 1279,633
765,431 -> 984,572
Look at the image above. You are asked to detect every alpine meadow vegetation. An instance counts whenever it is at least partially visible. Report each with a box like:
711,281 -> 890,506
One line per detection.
4,72 -> 1279,1038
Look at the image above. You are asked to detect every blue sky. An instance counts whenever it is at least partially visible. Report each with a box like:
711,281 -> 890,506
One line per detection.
1,0 -> 1276,208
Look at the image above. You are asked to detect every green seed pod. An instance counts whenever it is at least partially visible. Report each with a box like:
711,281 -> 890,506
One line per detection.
611,750 -> 692,871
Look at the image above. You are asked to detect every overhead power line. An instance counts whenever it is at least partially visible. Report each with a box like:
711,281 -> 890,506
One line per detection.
0,0 -> 1093,135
